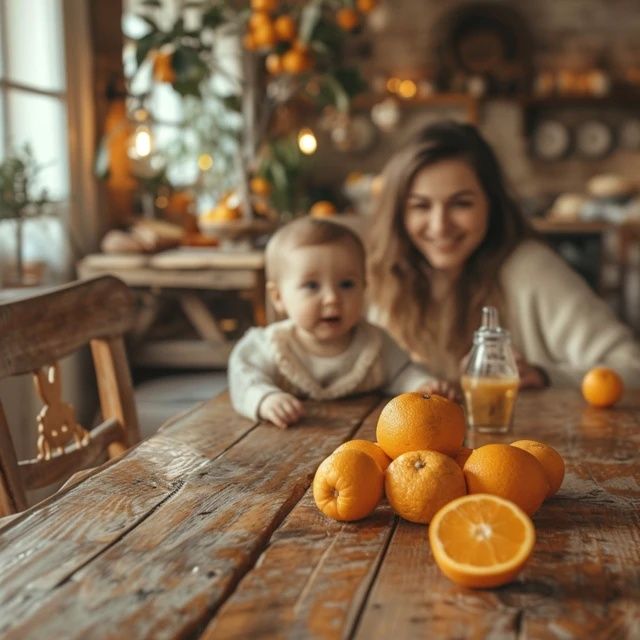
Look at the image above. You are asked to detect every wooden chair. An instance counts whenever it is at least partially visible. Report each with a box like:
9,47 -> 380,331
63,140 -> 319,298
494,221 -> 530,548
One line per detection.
0,276 -> 141,516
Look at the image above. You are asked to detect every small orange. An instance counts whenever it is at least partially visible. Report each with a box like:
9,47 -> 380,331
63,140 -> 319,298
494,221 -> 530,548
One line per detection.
265,53 -> 284,75
249,176 -> 273,196
356,0 -> 377,12
309,200 -> 337,217
581,366 -> 624,408
511,440 -> 565,498
152,51 -> 175,84
313,449 -> 383,521
376,392 -> 466,459
251,0 -> 277,12
200,204 -> 241,222
248,11 -> 271,30
429,494 -> 536,589
334,439 -> 391,472
274,14 -> 296,41
385,450 -> 466,524
252,22 -> 277,48
336,7 -> 359,31
281,48 -> 312,74
463,444 -> 549,516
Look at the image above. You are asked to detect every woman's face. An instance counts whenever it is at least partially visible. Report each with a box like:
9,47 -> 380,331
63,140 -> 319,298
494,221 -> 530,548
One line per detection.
403,158 -> 489,278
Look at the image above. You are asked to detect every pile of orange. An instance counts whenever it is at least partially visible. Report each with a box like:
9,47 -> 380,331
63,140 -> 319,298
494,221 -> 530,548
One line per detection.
243,0 -> 378,75
312,391 -> 567,589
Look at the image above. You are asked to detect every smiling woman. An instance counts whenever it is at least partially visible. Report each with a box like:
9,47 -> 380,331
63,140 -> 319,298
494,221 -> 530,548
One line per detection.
366,120 -> 640,391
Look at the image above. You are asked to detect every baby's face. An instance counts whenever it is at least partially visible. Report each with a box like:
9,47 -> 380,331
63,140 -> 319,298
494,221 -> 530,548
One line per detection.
273,241 -> 365,352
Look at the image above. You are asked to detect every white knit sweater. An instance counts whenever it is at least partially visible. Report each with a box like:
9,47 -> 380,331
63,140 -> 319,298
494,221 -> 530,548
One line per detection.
372,240 -> 640,386
228,319 -> 434,420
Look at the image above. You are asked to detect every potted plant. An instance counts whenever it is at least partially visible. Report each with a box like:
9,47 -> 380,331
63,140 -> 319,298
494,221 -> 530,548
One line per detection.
106,0 -> 372,235
0,145 -> 50,286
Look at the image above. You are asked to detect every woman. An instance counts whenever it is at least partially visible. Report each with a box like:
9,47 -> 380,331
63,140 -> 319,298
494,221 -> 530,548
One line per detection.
367,120 -> 640,390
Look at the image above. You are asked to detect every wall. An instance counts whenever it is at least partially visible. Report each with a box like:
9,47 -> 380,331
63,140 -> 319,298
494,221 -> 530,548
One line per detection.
315,0 -> 640,204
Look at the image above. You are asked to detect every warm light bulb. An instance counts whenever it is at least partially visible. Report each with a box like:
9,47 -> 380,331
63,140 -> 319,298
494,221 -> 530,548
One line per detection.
198,153 -> 214,171
386,77 -> 401,93
133,126 -> 152,157
397,79 -> 417,99
297,128 -> 318,155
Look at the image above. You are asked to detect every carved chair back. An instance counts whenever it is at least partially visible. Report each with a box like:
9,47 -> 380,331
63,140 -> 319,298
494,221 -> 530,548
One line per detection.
0,276 -> 140,516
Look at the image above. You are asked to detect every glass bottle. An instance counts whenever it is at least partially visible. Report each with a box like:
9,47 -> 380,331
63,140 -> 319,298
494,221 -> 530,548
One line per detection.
461,306 -> 520,434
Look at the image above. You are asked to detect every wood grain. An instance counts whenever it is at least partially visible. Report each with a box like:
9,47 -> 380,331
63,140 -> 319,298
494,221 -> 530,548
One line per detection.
0,394 -> 378,639
0,276 -> 134,377
203,399 -> 392,639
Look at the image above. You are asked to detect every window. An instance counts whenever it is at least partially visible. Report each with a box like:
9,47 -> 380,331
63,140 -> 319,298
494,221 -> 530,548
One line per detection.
0,0 -> 97,285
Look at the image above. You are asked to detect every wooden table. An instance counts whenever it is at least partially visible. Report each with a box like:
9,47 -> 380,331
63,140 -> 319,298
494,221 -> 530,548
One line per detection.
1,389 -> 638,638
77,249 -> 267,369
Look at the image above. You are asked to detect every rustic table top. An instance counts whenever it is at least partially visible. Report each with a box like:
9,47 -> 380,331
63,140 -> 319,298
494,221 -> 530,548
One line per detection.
1,388 -> 638,639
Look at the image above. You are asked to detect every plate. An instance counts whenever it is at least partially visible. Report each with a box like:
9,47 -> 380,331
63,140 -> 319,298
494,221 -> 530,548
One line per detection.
530,120 -> 571,160
575,120 -> 614,159
618,118 -> 640,151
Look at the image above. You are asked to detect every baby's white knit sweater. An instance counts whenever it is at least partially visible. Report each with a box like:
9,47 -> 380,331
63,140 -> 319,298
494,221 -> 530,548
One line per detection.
228,319 -> 433,420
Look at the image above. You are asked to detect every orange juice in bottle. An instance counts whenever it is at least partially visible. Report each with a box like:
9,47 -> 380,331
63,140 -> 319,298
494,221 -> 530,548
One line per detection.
462,307 -> 519,434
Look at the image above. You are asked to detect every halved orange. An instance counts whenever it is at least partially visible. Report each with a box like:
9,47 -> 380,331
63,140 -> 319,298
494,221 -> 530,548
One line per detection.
428,493 -> 535,589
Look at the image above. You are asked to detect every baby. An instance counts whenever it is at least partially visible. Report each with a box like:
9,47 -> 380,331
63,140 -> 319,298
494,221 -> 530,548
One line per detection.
228,216 -> 437,428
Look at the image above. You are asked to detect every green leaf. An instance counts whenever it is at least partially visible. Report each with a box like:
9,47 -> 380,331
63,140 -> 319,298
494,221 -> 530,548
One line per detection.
134,32 -> 163,67
138,14 -> 160,32
140,0 -> 162,7
202,6 -> 225,29
334,67 -> 367,97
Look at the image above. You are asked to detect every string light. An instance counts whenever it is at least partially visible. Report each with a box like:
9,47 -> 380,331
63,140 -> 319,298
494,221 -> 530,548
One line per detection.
132,125 -> 152,158
198,153 -> 214,171
397,79 -> 417,99
297,128 -> 318,155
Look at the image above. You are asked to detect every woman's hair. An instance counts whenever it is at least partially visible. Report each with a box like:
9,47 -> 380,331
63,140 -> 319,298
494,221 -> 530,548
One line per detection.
266,216 -> 366,283
367,120 -> 533,365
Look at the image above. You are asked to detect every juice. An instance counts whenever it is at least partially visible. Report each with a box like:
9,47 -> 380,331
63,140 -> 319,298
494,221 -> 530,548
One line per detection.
461,375 -> 519,434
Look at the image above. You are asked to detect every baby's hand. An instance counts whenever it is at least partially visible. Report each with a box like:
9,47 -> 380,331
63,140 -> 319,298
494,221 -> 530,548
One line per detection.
415,379 -> 462,403
259,392 -> 305,429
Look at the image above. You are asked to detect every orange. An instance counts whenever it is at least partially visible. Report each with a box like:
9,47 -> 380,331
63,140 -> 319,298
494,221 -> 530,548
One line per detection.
249,176 -> 272,196
274,14 -> 296,41
248,11 -> 271,30
452,446 -> 473,469
385,450 -> 466,524
463,444 -> 549,516
251,0 -> 277,12
581,366 -> 624,408
281,48 -> 312,74
334,439 -> 391,472
313,449 -> 383,521
336,7 -> 359,31
511,440 -> 565,498
252,22 -> 277,48
153,51 -> 175,84
429,494 -> 536,589
356,0 -> 377,12
265,53 -> 283,75
201,204 -> 241,222
376,392 -> 466,459
309,200 -> 337,217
